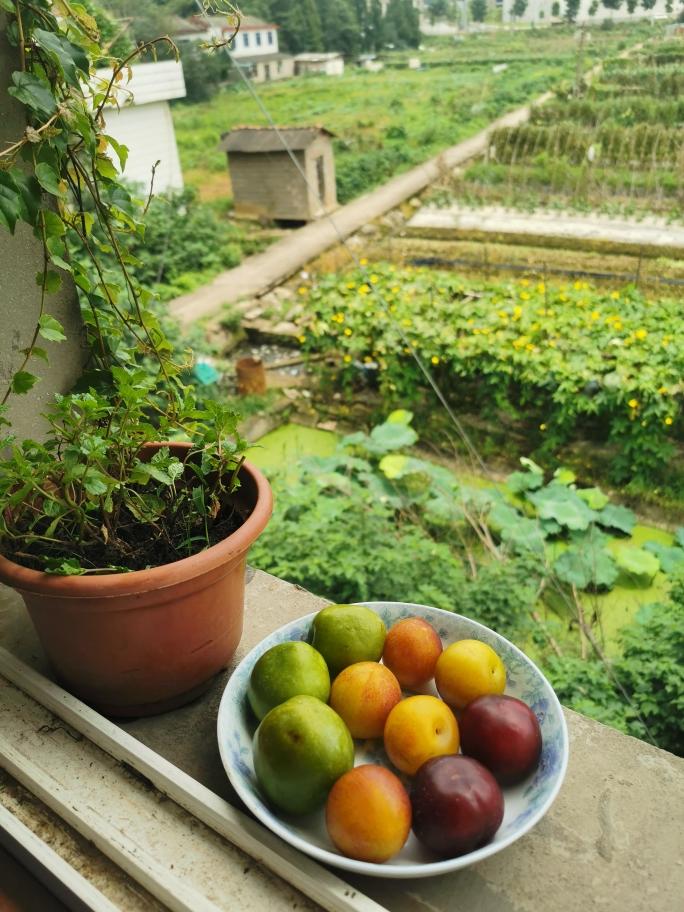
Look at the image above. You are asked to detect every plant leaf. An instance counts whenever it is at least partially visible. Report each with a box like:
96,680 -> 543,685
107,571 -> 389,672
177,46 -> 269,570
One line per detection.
577,486 -> 609,510
38,314 -> 66,342
9,72 -> 57,117
643,541 -> 684,575
529,483 -> 597,531
34,162 -> 62,196
615,547 -> 660,585
595,503 -> 636,536
11,371 -> 38,394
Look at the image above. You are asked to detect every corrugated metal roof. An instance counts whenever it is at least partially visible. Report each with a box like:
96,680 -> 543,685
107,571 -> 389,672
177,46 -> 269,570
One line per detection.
220,126 -> 335,153
94,61 -> 186,106
191,14 -> 278,31
234,53 -> 294,65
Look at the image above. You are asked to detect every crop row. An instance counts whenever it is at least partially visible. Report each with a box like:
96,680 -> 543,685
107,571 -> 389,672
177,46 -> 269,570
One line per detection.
488,123 -> 684,168
591,72 -> 684,98
530,98 -> 684,128
300,266 -> 684,484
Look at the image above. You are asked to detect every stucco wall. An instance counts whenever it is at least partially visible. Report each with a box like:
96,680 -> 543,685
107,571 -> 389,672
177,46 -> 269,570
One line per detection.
228,150 -> 313,220
502,0 -> 672,24
0,14 -> 84,441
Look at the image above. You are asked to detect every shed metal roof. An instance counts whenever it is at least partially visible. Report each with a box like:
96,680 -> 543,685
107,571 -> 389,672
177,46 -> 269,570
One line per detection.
93,60 -> 186,106
220,126 -> 335,154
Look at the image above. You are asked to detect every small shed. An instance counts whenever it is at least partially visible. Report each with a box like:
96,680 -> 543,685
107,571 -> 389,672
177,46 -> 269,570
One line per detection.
219,126 -> 337,221
294,53 -> 345,77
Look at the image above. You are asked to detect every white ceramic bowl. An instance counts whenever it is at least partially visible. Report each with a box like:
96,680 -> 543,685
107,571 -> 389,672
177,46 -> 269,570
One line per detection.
217,601 -> 569,878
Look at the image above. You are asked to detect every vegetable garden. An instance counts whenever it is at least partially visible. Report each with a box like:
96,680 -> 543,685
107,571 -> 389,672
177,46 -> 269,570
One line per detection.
438,35 -> 684,220
298,264 -> 684,489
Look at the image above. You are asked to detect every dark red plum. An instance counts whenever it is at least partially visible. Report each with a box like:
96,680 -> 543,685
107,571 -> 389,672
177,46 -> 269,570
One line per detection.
460,694 -> 542,787
410,755 -> 504,857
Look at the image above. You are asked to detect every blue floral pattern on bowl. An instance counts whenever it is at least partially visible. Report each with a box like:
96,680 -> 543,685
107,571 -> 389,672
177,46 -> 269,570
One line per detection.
217,601 -> 569,879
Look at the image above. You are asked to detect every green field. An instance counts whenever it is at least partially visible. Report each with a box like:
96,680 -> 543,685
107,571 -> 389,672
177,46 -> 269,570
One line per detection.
172,24 -> 651,207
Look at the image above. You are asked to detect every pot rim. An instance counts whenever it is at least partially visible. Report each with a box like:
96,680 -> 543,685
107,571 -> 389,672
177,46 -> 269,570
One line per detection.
0,451 -> 272,599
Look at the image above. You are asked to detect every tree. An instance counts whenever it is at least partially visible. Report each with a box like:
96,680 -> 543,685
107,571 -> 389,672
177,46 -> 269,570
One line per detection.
588,0 -> 600,14
564,0 -> 581,21
382,0 -> 420,48
470,0 -> 487,22
551,1 -> 561,14
511,0 -> 528,18
319,0 -> 362,55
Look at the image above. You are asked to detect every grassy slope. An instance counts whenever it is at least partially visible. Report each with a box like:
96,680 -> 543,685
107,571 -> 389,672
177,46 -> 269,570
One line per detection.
172,25 -> 646,206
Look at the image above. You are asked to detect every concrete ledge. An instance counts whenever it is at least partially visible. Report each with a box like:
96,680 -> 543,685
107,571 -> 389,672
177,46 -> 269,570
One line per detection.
1,571 -> 682,911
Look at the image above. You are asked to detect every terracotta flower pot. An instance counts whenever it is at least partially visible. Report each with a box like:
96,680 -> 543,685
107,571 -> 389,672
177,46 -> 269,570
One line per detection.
0,445 -> 272,717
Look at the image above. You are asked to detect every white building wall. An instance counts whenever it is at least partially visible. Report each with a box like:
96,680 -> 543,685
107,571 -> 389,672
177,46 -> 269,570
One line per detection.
502,0 -> 672,24
232,28 -> 279,58
101,102 -> 184,193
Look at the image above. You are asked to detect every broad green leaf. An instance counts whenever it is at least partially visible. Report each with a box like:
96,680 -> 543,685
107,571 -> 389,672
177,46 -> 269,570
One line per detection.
379,454 -> 409,479
507,469 -> 544,494
11,371 -> 38,394
95,156 -> 118,180
43,210 -> 66,237
386,409 -> 413,425
595,503 -> 636,536
675,528 -> 684,550
578,486 -> 609,510
520,456 -> 543,474
35,163 -> 62,196
529,484 -> 597,531
643,541 -> 684,575
367,420 -> 418,454
554,543 -> 618,590
553,467 -> 576,486
0,171 -> 21,233
9,72 -> 57,117
38,315 -> 67,342
33,29 -> 90,87
83,474 -> 109,496
615,547 -> 660,585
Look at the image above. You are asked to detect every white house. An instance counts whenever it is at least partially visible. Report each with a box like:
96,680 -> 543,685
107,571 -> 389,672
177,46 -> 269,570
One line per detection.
172,14 -> 281,56
94,60 -> 186,193
501,0 -> 672,25
295,53 -> 345,77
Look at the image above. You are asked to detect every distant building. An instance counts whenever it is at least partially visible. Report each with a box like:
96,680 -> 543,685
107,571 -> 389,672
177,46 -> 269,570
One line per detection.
172,14 -> 281,55
295,53 -> 345,77
501,0 -> 672,24
220,126 -> 337,222
94,60 -> 186,193
171,14 -> 295,83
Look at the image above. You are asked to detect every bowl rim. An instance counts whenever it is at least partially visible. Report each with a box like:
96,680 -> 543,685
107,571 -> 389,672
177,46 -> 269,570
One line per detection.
217,600 -> 570,879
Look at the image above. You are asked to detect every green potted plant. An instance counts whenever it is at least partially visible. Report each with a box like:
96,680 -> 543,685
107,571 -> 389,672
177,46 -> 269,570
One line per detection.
0,1 -> 271,716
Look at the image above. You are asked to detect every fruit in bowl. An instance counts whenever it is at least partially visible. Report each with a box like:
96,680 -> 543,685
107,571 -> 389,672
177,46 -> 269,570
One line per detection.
411,755 -> 504,858
383,694 -> 460,775
435,639 -> 506,709
325,765 -> 412,863
253,694 -> 354,815
310,604 -> 387,677
330,661 -> 402,739
460,694 -> 542,786
248,641 -> 331,721
382,617 -> 443,690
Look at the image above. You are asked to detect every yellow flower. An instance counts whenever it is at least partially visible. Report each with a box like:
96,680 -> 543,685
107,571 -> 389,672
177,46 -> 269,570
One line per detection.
498,310 -> 509,320
297,335 -> 306,344
613,321 -> 623,331
334,312 -> 345,323
343,354 -> 352,363
519,292 -> 530,301
662,338 -> 670,347
665,416 -> 674,426
610,291 -> 620,300
513,305 -> 523,318
402,318 -> 412,327
539,423 -> 547,431
628,398 -> 639,409
346,282 -> 356,290
590,311 -> 600,321
431,355 -> 440,365
370,274 -> 379,284
574,280 -> 582,291
558,293 -> 568,303
391,286 -> 400,294
359,257 -> 368,266
520,278 -> 530,287
537,282 -> 546,294
525,343 -> 535,351
658,386 -> 668,395
297,286 -> 308,295
635,328 -> 647,340
359,284 -> 370,295
344,327 -> 352,336
404,347 -> 411,354
364,355 -> 373,363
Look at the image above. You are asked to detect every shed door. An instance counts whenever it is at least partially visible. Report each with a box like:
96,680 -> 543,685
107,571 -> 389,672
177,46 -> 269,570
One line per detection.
315,155 -> 325,207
